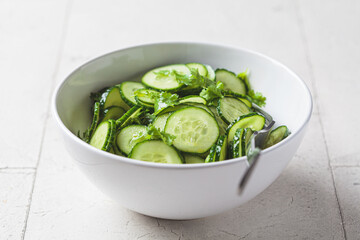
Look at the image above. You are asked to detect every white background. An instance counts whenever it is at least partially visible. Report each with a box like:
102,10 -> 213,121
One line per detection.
0,0 -> 359,239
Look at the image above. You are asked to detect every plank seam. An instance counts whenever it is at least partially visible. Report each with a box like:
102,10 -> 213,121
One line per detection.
21,0 -> 74,239
294,1 -> 347,239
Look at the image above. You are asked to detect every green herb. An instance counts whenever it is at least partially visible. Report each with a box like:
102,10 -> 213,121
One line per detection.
134,89 -> 159,99
142,112 -> 156,124
154,92 -> 179,114
134,89 -> 179,114
155,68 -> 225,103
131,124 -> 176,146
237,69 -> 251,92
248,89 -> 266,107
200,81 -> 224,104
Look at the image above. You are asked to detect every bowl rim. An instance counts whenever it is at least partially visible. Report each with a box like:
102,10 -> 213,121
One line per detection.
52,41 -> 313,169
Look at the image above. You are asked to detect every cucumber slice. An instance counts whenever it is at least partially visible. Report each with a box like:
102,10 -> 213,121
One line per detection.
102,106 -> 126,122
164,107 -> 219,153
186,63 -> 208,76
85,102 -> 101,142
177,86 -> 202,97
142,64 -> 189,91
154,104 -> 187,116
215,69 -> 246,95
205,144 -> 216,163
152,112 -> 172,132
214,135 -> 228,161
100,86 -> 130,110
205,64 -> 216,81
184,153 -> 205,164
129,140 -> 183,164
186,103 -> 214,116
227,113 -> 265,144
135,97 -> 154,109
209,106 -> 227,136
232,128 -> 244,158
115,106 -> 143,129
179,95 -> 207,105
217,97 -> 251,124
112,144 -> 125,156
119,81 -> 145,107
134,88 -> 159,105
264,125 -> 290,149
242,128 -> 253,155
89,119 -> 116,151
239,98 -> 252,108
228,140 -> 234,159
116,125 -> 147,155
224,90 -> 252,108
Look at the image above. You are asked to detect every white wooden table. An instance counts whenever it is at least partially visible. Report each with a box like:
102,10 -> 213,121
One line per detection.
1,0 -> 359,239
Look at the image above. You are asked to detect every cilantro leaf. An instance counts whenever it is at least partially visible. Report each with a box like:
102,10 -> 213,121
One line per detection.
154,68 -> 213,89
237,69 -> 266,107
200,81 -> 224,103
154,92 -> 179,114
248,89 -> 266,107
131,124 -> 176,146
146,125 -> 176,145
134,89 -> 180,115
237,69 -> 251,92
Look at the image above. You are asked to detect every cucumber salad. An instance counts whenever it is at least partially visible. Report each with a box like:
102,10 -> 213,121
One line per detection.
80,63 -> 290,164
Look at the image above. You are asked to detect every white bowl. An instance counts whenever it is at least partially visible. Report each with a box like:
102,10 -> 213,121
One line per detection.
53,42 -> 312,220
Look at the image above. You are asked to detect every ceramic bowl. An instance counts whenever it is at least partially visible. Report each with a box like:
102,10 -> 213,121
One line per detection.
53,42 -> 312,220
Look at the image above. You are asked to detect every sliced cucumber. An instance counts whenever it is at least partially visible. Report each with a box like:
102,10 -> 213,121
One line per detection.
205,144 -> 216,163
102,106 -> 126,122
164,107 -> 219,153
116,125 -> 147,155
205,64 -> 216,81
154,104 -> 187,116
118,81 -> 145,107
135,97 -> 154,109
179,95 -> 207,105
100,86 -> 130,110
242,128 -> 253,155
217,97 -> 251,124
142,64 -> 189,91
112,144 -> 125,156
134,88 -> 159,105
239,98 -> 252,108
232,128 -> 244,158
115,106 -> 143,129
227,113 -> 265,144
85,102 -> 101,142
214,135 -> 228,161
89,119 -> 116,151
209,106 -> 228,136
228,140 -> 234,160
215,69 -> 246,95
129,140 -> 183,164
264,125 -> 290,149
186,63 -> 208,76
184,153 -> 205,164
223,90 -> 252,108
186,102 -> 214,116
152,112 -> 172,132
177,86 -> 202,96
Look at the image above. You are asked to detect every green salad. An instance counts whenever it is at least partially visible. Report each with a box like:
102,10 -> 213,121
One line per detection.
80,63 -> 290,164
